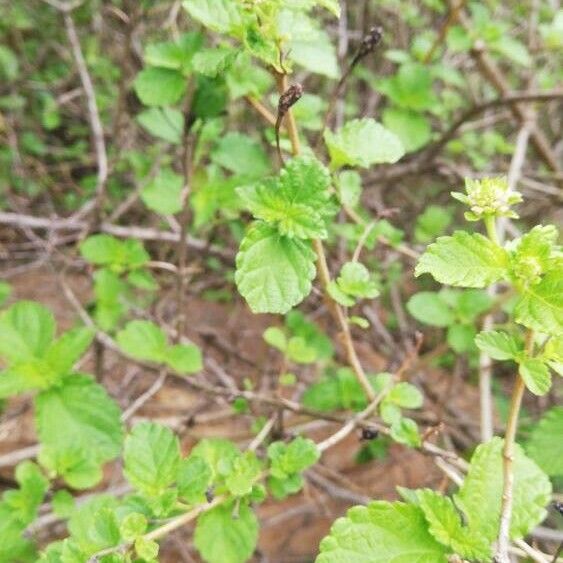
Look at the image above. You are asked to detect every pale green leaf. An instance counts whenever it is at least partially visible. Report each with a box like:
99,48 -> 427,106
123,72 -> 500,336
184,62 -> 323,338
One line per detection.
193,47 -> 236,77
183,0 -> 243,33
235,223 -> 316,314
178,456 -> 212,504
406,292 -> 454,327
80,235 -> 149,269
526,407 -> 563,476
123,422 -> 181,496
316,501 -> 449,562
267,436 -> 319,479
166,343 -> 203,374
390,417 -> 421,447
263,327 -> 287,352
519,358 -> 551,396
475,330 -> 522,361
212,132 -> 269,178
387,382 -> 423,409
455,437 -> 551,542
415,231 -> 509,287
324,118 -> 404,169
134,67 -> 186,107
382,107 -> 432,153
514,271 -> 563,336
137,107 -> 183,144
0,301 -> 55,364
35,375 -> 123,488
44,327 -> 95,377
194,501 -> 259,563
116,320 -> 168,363
141,168 -> 183,215
416,489 -> 491,560
225,451 -> 262,497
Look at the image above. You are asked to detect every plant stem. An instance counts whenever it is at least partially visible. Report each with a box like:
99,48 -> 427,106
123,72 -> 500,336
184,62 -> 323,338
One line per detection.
274,72 -> 376,403
495,332 -> 532,562
484,214 -> 499,245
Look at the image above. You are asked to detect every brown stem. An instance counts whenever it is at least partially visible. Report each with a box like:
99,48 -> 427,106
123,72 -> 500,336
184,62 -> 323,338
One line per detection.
274,73 -> 376,403
495,332 -> 533,562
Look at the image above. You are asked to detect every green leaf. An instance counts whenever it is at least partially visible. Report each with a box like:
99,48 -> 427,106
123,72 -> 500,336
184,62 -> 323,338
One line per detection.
44,327 -> 95,377
116,320 -> 168,363
137,107 -> 183,144
135,537 -> 159,560
387,382 -> 423,409
329,262 -> 380,306
263,327 -> 287,352
414,206 -> 452,243
416,489 -> 491,560
324,118 -> 404,169
406,292 -> 454,327
455,437 -> 551,542
267,436 -> 319,479
475,330 -> 522,360
36,375 -> 123,488
134,67 -> 186,107
447,324 -> 476,354
390,417 -> 421,447
193,47 -> 236,77
315,0 -> 340,17
0,301 -> 55,364
316,501 -> 449,562
194,501 -> 259,563
514,271 -> 563,336
120,513 -> 148,541
178,456 -> 212,504
415,231 -> 509,287
183,0 -> 243,33
382,107 -> 432,152
144,32 -> 202,73
337,170 -> 362,208
377,63 -> 437,111
526,407 -> 563,476
67,495 -> 120,554
166,344 -> 203,375
51,490 -> 75,518
127,269 -> 158,291
212,132 -> 269,178
237,156 -> 332,240
519,358 -> 551,396
141,167 -> 183,215
235,223 -> 317,314
225,451 -> 262,497
286,336 -> 317,364
80,235 -> 149,270
190,438 -> 239,480
123,422 -> 181,497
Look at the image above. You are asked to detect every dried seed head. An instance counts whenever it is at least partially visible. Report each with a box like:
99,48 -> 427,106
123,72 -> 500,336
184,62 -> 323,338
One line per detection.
278,83 -> 304,117
357,26 -> 383,60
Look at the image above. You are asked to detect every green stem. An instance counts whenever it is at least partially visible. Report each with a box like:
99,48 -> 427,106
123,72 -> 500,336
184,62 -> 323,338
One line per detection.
484,214 -> 499,245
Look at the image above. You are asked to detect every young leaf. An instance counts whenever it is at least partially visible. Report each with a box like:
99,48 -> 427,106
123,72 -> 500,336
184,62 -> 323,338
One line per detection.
36,375 -> 123,488
183,0 -> 243,34
415,231 -> 509,287
316,501 -> 449,562
446,323 -> 477,353
262,327 -> 287,352
268,436 -> 319,479
519,358 -> 551,396
134,67 -> 186,107
137,107 -> 183,144
177,456 -> 212,504
123,422 -> 181,497
224,451 -> 262,497
416,489 -> 491,560
475,330 -> 522,361
514,271 -> 563,336
387,382 -> 423,409
406,292 -> 454,327
193,47 -> 236,77
212,132 -> 269,178
390,417 -> 421,447
166,343 -> 203,375
116,320 -> 168,363
120,513 -> 148,541
0,301 -> 55,364
329,262 -> 380,306
455,437 -> 551,542
80,235 -> 149,270
526,407 -> 563,476
194,501 -> 259,563
190,438 -> 239,479
414,205 -> 452,243
141,167 -> 183,215
44,327 -> 95,376
324,118 -> 404,169
235,223 -> 316,314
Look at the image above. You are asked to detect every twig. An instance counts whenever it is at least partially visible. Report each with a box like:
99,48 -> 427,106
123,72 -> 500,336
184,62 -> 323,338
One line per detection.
0,445 -> 40,468
422,0 -> 466,63
495,332 -> 532,562
62,12 -> 108,224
